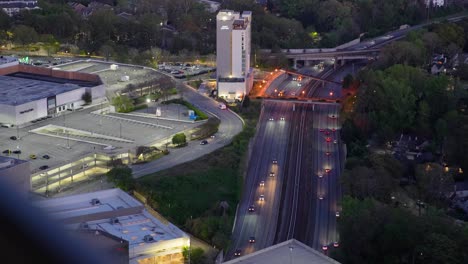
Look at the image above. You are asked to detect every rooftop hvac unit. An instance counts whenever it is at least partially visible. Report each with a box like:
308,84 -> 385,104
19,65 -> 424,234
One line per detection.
110,217 -> 120,224
91,198 -> 101,205
143,235 -> 155,243
110,64 -> 119,70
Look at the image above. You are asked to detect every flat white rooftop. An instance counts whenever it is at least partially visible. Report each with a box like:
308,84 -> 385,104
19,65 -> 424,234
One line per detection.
34,188 -> 188,249
223,239 -> 341,264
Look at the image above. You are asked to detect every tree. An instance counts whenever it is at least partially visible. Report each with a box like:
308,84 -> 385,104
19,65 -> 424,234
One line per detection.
106,166 -> 134,191
111,95 -> 134,113
100,42 -> 115,61
342,73 -> 354,89
81,91 -> 92,104
172,133 -> 187,146
13,25 -> 38,48
415,163 -> 453,203
242,95 -> 250,108
182,247 -> 205,264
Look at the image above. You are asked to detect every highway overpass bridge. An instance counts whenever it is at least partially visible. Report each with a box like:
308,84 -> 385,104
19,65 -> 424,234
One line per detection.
261,48 -> 381,69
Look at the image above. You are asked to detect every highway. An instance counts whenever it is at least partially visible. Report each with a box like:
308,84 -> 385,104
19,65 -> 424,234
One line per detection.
228,63 -> 347,260
228,100 -> 293,258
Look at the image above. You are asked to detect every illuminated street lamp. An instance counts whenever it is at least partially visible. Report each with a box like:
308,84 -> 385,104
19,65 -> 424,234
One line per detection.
146,98 -> 151,113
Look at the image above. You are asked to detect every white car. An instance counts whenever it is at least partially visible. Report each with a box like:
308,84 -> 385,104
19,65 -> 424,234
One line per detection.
259,181 -> 265,187
269,117 -> 274,121
259,195 -> 265,201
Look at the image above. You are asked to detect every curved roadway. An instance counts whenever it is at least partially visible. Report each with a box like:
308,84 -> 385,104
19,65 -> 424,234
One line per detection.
132,79 -> 244,178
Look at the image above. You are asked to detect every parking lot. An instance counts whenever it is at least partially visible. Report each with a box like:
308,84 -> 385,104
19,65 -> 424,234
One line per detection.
157,62 -> 215,79
56,60 -> 165,96
0,59 -> 214,196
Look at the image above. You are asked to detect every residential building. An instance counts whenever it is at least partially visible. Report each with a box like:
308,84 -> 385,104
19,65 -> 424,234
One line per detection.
197,0 -> 220,13
216,10 -> 253,101
0,155 -> 30,198
221,239 -> 341,264
426,0 -> 445,6
0,0 -> 40,16
34,188 -> 190,264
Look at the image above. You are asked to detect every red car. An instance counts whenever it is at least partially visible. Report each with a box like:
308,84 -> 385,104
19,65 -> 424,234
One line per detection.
325,137 -> 332,143
322,245 -> 328,251
325,168 -> 331,173
325,152 -> 331,156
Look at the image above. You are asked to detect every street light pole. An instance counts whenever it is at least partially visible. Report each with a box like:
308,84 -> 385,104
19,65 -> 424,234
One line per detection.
119,122 -> 122,138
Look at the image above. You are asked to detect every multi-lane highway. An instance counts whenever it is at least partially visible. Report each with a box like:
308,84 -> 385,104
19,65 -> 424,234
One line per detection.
228,101 -> 293,258
228,62 -> 346,260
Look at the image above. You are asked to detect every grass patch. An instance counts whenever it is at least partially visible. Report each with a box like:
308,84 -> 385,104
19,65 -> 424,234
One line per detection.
187,79 -> 203,89
135,101 -> 261,250
163,98 -> 208,120
190,117 -> 220,140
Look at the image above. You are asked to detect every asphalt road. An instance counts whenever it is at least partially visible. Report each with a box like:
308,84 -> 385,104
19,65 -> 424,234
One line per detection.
228,100 -> 293,258
131,81 -> 244,178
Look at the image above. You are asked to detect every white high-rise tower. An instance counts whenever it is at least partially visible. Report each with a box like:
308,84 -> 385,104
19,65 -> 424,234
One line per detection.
216,10 -> 253,101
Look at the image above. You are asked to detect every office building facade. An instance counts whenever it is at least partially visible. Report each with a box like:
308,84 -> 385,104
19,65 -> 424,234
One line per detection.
216,10 -> 253,101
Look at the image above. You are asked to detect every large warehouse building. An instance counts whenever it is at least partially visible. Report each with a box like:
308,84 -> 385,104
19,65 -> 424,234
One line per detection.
0,63 -> 105,126
35,188 -> 190,264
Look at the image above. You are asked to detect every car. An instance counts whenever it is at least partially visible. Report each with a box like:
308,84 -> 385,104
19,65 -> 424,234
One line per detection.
318,172 -> 323,178
249,236 -> 256,243
10,136 -> 17,140
322,245 -> 328,251
2,149 -> 11,154
333,139 -> 338,144
269,171 -> 275,177
333,242 -> 339,248
39,165 -> 49,170
29,154 -> 36,159
319,128 -> 325,132
42,155 -> 50,159
329,114 -> 337,119
200,140 -> 208,145
331,128 -> 336,132
325,152 -> 331,156
248,205 -> 255,212
280,117 -> 285,121
12,150 -> 21,154
272,159 -> 278,164
318,196 -> 324,200
219,103 -> 227,110
325,137 -> 332,143
335,211 -> 340,217
269,117 -> 274,121
1,124 -> 14,128
325,130 -> 330,135
259,195 -> 265,201
259,180 -> 265,187
325,168 -> 331,173
234,249 -> 241,256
